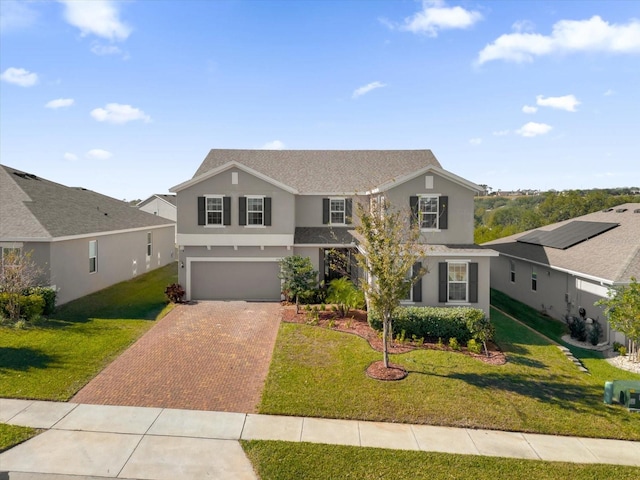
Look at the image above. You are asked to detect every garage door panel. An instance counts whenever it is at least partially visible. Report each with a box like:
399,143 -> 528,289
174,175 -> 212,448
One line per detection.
191,261 -> 281,301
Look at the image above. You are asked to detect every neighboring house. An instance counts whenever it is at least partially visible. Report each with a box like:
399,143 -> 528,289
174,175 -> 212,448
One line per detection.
137,194 -> 177,221
0,165 -> 176,305
170,149 -> 497,316
484,204 -> 640,345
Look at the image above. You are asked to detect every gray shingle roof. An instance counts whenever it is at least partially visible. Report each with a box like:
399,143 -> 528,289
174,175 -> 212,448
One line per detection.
294,227 -> 355,245
138,194 -> 177,208
1,165 -> 174,240
194,149 -> 442,194
483,203 -> 640,283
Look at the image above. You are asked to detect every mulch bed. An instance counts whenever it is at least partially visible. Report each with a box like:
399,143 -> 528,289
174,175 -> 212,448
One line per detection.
281,305 -> 507,377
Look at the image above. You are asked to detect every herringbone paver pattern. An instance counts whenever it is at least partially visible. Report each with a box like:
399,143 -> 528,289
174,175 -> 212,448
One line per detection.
71,301 -> 281,413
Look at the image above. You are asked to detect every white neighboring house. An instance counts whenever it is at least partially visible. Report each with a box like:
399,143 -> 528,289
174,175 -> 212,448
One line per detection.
137,194 -> 177,221
0,165 -> 176,305
484,203 -> 640,346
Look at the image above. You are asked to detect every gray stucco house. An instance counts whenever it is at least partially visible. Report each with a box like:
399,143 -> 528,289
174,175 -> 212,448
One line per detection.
0,165 -> 176,305
484,203 -> 640,345
137,194 -> 177,221
171,149 -> 497,316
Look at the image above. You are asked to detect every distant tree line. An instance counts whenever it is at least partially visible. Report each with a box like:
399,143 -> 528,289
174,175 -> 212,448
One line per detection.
474,189 -> 638,244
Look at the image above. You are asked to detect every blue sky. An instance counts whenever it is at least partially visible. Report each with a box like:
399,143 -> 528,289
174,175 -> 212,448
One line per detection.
1,0 -> 639,200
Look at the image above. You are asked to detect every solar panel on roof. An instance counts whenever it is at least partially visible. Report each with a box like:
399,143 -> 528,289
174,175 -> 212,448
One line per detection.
517,221 -> 619,250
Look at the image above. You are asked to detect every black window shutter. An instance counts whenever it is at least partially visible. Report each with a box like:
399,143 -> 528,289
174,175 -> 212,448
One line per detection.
412,262 -> 422,302
410,196 -> 419,225
239,197 -> 247,226
439,196 -> 448,230
469,262 -> 478,303
197,196 -> 206,225
345,198 -> 352,224
264,197 -> 272,226
438,262 -> 448,303
223,197 -> 231,226
322,198 -> 330,224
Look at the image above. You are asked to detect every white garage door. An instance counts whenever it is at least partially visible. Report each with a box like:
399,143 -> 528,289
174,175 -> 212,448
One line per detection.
190,261 -> 281,301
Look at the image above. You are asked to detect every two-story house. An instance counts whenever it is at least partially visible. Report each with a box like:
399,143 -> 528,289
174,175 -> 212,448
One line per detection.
170,150 -> 497,316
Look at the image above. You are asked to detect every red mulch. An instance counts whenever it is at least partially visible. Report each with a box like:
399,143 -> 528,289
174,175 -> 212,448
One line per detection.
281,305 -> 507,367
366,361 -> 408,381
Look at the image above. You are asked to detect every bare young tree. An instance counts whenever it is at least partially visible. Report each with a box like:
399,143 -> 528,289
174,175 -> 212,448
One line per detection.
0,248 -> 43,322
354,198 -> 426,368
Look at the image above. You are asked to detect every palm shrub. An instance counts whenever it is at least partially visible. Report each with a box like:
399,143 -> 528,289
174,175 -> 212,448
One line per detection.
326,277 -> 365,317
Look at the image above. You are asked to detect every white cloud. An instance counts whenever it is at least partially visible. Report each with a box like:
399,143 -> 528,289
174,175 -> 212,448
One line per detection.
0,0 -> 38,32
516,122 -> 552,137
59,0 -> 131,41
261,140 -> 286,150
45,98 -> 75,109
1,67 -> 38,87
91,43 -> 122,56
512,20 -> 535,34
353,81 -> 387,99
522,105 -> 538,114
536,94 -> 580,112
90,103 -> 151,124
63,152 -> 78,161
469,137 -> 482,145
477,15 -> 640,64
86,149 -> 112,160
399,0 -> 483,37
604,89 -> 615,96
492,130 -> 510,136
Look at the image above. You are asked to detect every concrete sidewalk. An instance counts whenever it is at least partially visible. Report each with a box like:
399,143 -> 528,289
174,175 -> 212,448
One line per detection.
1,399 -> 639,479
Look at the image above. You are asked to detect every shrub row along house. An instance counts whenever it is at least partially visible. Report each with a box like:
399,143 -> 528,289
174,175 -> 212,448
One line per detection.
485,204 -> 640,345
170,149 -> 497,316
0,165 -> 176,306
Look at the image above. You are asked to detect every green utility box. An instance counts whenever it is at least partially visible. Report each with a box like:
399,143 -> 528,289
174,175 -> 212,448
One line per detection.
603,380 -> 640,405
622,389 -> 640,412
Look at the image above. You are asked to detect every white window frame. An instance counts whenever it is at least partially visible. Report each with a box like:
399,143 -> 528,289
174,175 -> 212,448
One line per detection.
146,232 -> 153,257
510,260 -> 516,283
246,195 -> 264,227
418,195 -> 439,230
447,261 -> 469,303
89,240 -> 97,274
205,195 -> 224,227
329,197 -> 346,225
400,268 -> 414,303
531,267 -> 537,292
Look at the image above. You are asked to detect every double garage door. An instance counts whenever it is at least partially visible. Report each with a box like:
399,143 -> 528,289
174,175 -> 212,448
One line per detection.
190,261 -> 281,301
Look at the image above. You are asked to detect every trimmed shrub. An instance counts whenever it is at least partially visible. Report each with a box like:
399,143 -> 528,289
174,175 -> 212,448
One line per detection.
327,277 -> 365,318
0,293 -> 45,321
24,286 -> 56,315
368,306 -> 486,344
164,283 -> 185,303
467,339 -> 482,354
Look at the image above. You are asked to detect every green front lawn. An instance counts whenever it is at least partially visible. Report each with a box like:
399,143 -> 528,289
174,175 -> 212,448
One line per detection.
0,423 -> 39,453
259,308 -> 640,440
0,263 -> 177,400
241,441 -> 639,480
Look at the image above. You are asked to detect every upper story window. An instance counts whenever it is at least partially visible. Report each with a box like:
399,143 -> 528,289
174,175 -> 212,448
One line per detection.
197,196 -> 230,226
238,196 -> 272,227
323,198 -> 352,225
247,196 -> 264,226
410,195 -> 448,231
89,240 -> 98,273
330,199 -> 346,224
419,196 -> 439,229
146,232 -> 153,257
206,196 -> 224,225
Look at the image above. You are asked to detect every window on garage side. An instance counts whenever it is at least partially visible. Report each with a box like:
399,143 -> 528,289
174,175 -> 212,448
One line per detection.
147,232 -> 152,257
89,240 -> 97,273
531,267 -> 537,292
510,260 -> 516,283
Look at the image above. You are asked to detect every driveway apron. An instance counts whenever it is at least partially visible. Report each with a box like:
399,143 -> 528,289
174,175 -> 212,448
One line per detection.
71,301 -> 282,413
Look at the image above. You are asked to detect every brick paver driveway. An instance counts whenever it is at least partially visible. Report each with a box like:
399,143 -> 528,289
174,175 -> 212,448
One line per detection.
72,301 -> 282,413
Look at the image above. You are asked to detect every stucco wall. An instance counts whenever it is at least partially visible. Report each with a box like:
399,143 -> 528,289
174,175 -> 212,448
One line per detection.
384,172 -> 475,245
50,225 -> 175,305
139,198 -> 177,221
176,167 -> 295,236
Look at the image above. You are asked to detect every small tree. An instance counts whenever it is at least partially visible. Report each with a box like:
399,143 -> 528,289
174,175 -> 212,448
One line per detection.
279,255 -> 318,313
355,199 -> 426,368
0,249 -> 44,322
467,314 -> 495,357
596,278 -> 640,362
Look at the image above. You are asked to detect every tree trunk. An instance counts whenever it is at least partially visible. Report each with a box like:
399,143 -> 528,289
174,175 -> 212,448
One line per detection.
295,295 -> 300,314
382,315 -> 390,368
